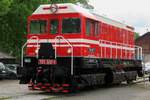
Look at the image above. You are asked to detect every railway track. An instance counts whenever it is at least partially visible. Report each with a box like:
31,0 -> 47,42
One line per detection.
134,75 -> 149,83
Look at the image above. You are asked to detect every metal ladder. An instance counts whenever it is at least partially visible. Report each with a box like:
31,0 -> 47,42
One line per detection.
21,36 -> 39,67
54,36 -> 74,75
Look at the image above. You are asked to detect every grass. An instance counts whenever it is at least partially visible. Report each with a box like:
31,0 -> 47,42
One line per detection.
0,96 -> 12,100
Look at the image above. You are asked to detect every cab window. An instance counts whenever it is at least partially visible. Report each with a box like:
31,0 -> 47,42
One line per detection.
86,19 -> 99,36
50,19 -> 58,34
86,20 -> 91,35
30,20 -> 47,34
94,22 -> 99,36
62,18 -> 81,33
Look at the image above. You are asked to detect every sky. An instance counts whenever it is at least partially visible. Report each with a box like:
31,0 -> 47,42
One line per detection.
89,0 -> 150,35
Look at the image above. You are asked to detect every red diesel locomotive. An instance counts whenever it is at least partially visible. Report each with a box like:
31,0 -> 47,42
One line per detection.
19,3 -> 143,93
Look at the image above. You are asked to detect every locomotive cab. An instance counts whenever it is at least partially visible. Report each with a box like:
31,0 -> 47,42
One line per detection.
26,14 -> 83,57
20,4 -> 84,85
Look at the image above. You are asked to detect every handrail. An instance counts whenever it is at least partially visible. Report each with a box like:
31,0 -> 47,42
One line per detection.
99,39 -> 142,60
21,36 -> 39,67
54,36 -> 74,75
135,46 -> 142,60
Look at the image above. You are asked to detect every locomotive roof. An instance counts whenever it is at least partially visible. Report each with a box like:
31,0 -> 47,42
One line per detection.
33,3 -> 134,31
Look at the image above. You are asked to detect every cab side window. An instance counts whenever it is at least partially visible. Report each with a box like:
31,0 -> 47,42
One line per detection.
86,19 -> 99,37
86,19 -> 91,36
94,22 -> 99,36
50,19 -> 58,34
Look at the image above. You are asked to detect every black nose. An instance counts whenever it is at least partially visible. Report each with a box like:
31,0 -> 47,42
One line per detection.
53,66 -> 65,77
38,43 -> 55,59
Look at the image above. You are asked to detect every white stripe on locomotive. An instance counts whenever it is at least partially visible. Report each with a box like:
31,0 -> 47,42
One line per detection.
27,39 -> 135,51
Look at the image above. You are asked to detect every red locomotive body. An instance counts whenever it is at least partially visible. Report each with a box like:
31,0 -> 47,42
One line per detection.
19,3 -> 143,93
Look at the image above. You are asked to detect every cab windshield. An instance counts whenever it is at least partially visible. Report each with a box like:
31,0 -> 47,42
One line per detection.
62,18 -> 81,34
30,20 -> 47,34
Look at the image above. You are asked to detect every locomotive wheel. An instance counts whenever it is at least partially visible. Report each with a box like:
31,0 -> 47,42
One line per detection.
137,70 -> 143,77
104,70 -> 113,86
68,76 -> 83,93
127,80 -> 133,84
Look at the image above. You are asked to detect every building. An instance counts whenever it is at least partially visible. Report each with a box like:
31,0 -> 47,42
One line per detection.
136,32 -> 150,63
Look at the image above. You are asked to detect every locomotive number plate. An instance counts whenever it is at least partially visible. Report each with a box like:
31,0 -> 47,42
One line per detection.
38,59 -> 57,65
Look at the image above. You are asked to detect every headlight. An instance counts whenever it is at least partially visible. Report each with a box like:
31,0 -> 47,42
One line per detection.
24,58 -> 31,63
67,48 -> 72,54
35,49 -> 38,54
2,70 -> 6,73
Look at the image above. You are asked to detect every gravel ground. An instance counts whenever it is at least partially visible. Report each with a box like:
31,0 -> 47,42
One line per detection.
0,80 -> 150,100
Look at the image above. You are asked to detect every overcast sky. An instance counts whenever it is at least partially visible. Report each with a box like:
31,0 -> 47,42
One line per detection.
89,0 -> 150,35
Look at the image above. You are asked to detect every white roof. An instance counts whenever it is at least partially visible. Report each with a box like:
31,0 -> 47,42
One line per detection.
33,3 -> 96,19
33,3 -> 134,31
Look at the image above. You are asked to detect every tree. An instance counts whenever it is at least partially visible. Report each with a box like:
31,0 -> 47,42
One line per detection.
0,0 -> 12,16
134,32 -> 140,40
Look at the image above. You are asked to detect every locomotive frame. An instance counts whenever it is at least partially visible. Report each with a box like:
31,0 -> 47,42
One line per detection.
18,3 -> 143,93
